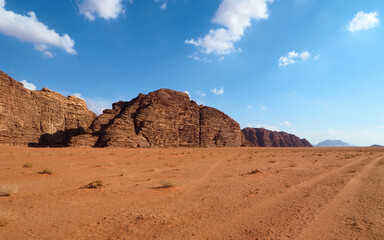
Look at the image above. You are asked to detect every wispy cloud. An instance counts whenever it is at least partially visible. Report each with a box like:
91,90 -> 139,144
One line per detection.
280,120 -> 291,127
71,93 -> 113,115
0,0 -> 76,57
196,91 -> 206,97
278,50 -> 313,67
247,123 -> 279,131
348,11 -> 380,32
293,126 -> 384,146
186,0 -> 273,55
246,105 -> 253,109
211,87 -> 224,95
187,52 -> 212,62
20,80 -> 36,91
78,0 -> 126,21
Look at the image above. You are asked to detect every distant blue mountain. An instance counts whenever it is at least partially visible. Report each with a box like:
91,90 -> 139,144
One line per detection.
315,140 -> 353,147
370,144 -> 383,147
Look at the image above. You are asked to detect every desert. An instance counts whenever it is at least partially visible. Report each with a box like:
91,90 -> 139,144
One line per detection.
1,146 -> 384,239
1,1 -> 384,239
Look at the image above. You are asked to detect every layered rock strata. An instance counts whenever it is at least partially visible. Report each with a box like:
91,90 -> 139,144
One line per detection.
71,89 -> 246,148
0,71 -> 96,146
242,127 -> 312,147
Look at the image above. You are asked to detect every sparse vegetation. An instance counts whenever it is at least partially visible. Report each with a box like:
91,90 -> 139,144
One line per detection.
40,167 -> 54,175
82,180 -> 103,189
289,163 -> 298,167
378,159 -> 384,165
160,179 -> 176,188
0,184 -> 19,196
23,162 -> 33,168
268,160 -> 276,163
0,211 -> 14,226
248,169 -> 262,175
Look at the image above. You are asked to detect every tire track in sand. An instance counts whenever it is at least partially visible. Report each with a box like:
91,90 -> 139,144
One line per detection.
296,156 -> 384,240
197,155 -> 381,240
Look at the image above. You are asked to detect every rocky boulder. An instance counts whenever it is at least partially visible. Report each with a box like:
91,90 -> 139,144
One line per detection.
0,71 -> 96,146
71,89 -> 245,148
242,128 -> 312,147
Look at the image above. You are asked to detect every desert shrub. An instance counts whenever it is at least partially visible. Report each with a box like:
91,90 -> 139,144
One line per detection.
160,180 -> 176,188
23,162 -> 33,168
0,184 -> 19,196
248,169 -> 262,175
289,163 -> 298,167
0,211 -> 14,226
82,180 -> 103,189
268,160 -> 276,163
40,167 -> 54,175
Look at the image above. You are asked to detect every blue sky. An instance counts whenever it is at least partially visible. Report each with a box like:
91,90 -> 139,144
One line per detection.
0,0 -> 383,146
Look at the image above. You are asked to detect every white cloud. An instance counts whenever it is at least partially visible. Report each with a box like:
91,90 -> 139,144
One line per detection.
78,0 -> 125,21
278,50 -> 312,67
187,52 -> 212,62
72,93 -> 83,99
348,11 -> 380,32
160,3 -> 167,10
71,93 -> 113,115
86,97 -> 113,115
20,80 -> 36,91
211,87 -> 224,95
280,120 -> 291,127
0,1 -> 76,56
196,90 -> 206,97
186,0 -> 273,55
246,105 -> 253,109
247,123 -> 279,131
260,105 -> 267,110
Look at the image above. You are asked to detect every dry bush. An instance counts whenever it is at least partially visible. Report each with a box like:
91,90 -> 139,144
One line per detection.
40,167 -> 54,175
23,162 -> 33,168
0,184 -> 19,196
289,163 -> 298,167
268,160 -> 276,163
248,169 -> 262,175
378,159 -> 384,165
160,180 -> 176,188
0,211 -> 14,227
82,180 -> 103,189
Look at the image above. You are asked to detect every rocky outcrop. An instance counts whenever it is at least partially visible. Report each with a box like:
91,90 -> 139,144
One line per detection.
0,71 -> 96,146
71,89 -> 246,148
242,128 -> 312,147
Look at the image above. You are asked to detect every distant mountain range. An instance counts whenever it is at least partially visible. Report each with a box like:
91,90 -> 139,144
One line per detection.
315,140 -> 353,147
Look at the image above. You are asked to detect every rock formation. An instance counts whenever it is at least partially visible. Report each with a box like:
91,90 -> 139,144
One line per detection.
1,70 -> 311,149
242,128 -> 312,147
0,71 -> 96,146
70,89 -> 246,148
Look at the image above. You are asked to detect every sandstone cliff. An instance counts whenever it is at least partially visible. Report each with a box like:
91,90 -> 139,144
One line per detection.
0,71 -> 96,146
242,128 -> 312,147
70,89 -> 246,148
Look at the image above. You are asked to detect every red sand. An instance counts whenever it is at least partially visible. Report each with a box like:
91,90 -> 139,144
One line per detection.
1,146 -> 383,239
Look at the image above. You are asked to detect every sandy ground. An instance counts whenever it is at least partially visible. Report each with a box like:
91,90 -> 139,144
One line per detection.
0,146 -> 383,240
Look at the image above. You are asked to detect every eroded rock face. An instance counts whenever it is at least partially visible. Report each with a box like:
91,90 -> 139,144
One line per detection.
242,128 -> 312,147
72,89 -> 245,148
0,71 -> 96,146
